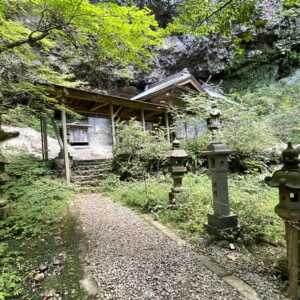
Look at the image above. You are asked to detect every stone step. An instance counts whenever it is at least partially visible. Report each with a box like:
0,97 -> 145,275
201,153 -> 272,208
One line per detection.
73,162 -> 112,170
74,159 -> 112,166
72,168 -> 111,176
73,180 -> 101,187
71,159 -> 113,187
75,186 -> 103,193
71,173 -> 107,182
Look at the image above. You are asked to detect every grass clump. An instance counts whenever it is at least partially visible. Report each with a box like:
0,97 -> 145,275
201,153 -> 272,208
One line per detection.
0,155 -> 74,299
104,173 -> 284,245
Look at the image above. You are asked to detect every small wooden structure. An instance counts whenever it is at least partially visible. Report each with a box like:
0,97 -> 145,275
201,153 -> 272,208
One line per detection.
41,83 -> 169,183
40,69 -> 224,184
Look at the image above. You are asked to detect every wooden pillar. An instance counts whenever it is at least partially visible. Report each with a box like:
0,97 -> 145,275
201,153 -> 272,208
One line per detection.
40,116 -> 48,161
141,109 -> 146,131
165,112 -> 171,143
110,104 -> 116,146
61,110 -> 71,184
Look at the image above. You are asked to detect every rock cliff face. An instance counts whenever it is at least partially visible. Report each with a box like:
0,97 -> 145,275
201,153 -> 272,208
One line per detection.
88,0 -> 299,92
48,0 -> 299,94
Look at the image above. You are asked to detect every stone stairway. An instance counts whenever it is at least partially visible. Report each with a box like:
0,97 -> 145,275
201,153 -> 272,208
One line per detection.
71,159 -> 113,189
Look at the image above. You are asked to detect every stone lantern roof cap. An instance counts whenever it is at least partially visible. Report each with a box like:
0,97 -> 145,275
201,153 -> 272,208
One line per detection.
169,139 -> 188,158
265,142 -> 300,189
201,141 -> 233,156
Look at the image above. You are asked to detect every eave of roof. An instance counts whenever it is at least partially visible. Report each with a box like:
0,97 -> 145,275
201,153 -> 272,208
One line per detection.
44,83 -> 167,114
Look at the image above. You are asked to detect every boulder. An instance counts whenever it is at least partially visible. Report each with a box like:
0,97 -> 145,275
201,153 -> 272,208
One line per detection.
1,126 -> 60,160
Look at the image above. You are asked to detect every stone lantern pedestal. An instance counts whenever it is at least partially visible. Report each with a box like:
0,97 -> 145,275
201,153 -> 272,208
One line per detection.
202,141 -> 238,235
265,142 -> 300,300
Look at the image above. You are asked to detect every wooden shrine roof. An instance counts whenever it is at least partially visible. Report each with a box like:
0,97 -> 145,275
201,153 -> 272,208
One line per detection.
131,68 -> 225,101
46,83 -> 168,122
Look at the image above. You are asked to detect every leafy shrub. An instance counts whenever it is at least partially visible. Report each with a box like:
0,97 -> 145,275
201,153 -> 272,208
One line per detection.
114,119 -> 170,179
171,80 -> 300,172
5,155 -> 51,178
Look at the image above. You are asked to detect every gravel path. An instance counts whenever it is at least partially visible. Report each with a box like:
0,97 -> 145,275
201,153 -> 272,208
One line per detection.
72,193 -> 243,300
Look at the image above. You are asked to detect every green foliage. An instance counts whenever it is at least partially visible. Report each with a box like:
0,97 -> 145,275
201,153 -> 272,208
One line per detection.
0,0 -> 162,67
114,119 -> 170,178
174,77 -> 300,162
105,173 -> 284,244
0,155 -> 73,298
0,0 -> 163,115
0,243 -> 24,300
222,64 -> 279,92
170,0 -> 257,37
236,79 -> 300,143
2,106 -> 55,137
172,91 -> 279,157
2,156 -> 73,238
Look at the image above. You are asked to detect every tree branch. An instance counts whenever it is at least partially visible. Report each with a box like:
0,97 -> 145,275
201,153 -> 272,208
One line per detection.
194,0 -> 237,28
0,30 -> 50,53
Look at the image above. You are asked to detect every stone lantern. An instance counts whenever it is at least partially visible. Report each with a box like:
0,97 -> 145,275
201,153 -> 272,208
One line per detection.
207,104 -> 222,141
169,139 -> 188,205
265,142 -> 300,300
201,105 -> 238,235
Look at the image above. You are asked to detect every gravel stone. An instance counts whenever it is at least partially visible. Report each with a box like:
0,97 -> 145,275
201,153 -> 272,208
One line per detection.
198,241 -> 288,300
72,194 -> 242,300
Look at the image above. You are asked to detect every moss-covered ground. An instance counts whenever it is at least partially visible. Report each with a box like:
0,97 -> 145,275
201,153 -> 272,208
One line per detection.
0,156 -> 90,300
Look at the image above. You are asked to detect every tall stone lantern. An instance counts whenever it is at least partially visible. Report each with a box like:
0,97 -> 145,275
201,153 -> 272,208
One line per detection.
169,139 -> 188,205
201,105 -> 238,235
265,142 -> 300,300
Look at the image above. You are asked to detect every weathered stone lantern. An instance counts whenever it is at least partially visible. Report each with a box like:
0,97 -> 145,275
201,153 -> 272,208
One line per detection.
169,139 -> 188,205
201,105 -> 238,235
265,142 -> 300,300
207,104 -> 222,141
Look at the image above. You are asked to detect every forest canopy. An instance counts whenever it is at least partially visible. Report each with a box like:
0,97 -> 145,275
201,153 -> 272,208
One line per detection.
0,0 -> 162,112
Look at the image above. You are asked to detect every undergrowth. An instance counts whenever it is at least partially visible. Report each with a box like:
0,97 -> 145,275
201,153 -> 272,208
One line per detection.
0,156 -> 74,299
103,173 -> 284,245
2,106 -> 55,137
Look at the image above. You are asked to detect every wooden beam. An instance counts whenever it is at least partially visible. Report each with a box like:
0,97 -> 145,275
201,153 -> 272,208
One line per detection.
113,106 -> 123,118
141,109 -> 146,131
110,104 -> 116,146
90,103 -> 108,112
40,116 -> 48,160
165,112 -> 170,143
61,110 -> 71,184
55,88 -> 166,112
